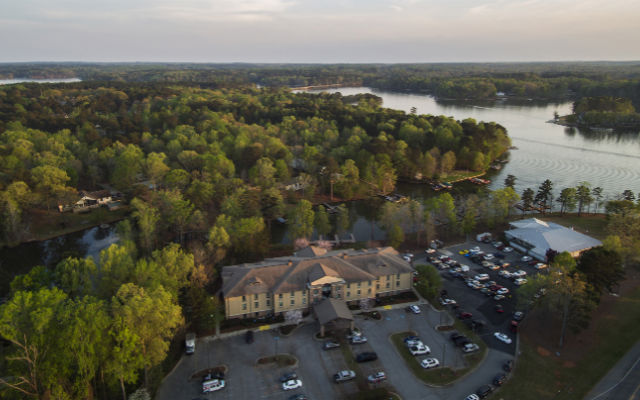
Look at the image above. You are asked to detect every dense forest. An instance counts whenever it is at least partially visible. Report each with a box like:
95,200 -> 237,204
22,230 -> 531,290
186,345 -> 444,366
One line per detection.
561,96 -> 640,129
0,82 -> 510,249
2,62 -> 640,105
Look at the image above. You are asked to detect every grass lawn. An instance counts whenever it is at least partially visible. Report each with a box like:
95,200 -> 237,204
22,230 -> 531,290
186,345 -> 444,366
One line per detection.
390,326 -> 487,386
497,281 -> 640,399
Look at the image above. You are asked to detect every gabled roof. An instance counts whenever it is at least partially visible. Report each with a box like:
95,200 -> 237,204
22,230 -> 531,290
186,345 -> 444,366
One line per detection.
314,298 -> 353,325
80,190 -> 111,200
295,246 -> 327,258
506,218 -> 602,257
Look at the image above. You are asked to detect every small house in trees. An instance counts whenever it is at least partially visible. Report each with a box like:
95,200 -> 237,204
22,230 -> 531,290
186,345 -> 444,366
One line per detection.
59,190 -> 113,213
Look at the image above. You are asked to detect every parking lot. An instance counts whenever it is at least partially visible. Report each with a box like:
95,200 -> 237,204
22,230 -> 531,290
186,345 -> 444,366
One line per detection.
157,238 -> 538,400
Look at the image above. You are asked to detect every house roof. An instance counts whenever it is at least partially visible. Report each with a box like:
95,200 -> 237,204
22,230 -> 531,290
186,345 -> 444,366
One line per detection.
80,190 -> 111,200
314,298 -> 353,325
222,247 -> 413,298
506,218 -> 602,258
295,246 -> 328,258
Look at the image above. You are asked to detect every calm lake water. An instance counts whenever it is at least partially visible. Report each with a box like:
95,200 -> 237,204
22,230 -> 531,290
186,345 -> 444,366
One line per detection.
2,87 -> 639,292
0,78 -> 81,85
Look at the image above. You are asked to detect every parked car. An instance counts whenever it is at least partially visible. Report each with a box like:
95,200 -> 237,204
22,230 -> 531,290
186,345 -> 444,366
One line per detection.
288,395 -> 308,400
282,379 -> 302,391
494,332 -> 513,344
510,320 -> 519,333
514,278 -> 528,286
498,270 -> 511,278
356,352 -> 378,363
202,379 -> 225,393
454,336 -> 471,347
245,330 -> 254,344
521,255 -> 532,262
483,254 -> 495,261
404,335 -> 421,344
460,264 -> 470,272
334,370 -> 356,383
465,394 -> 480,400
495,304 -> 504,313
440,298 -> 457,306
346,329 -> 362,340
425,248 -> 436,254
496,288 -> 510,295
535,263 -> 548,270
503,246 -> 513,253
407,305 -> 421,314
458,311 -> 473,319
462,343 -> 480,353
409,343 -> 430,355
474,274 -> 490,281
323,341 -> 340,350
513,311 -> 525,321
492,241 -> 503,248
476,384 -> 493,398
367,371 -> 387,383
493,373 -> 507,386
494,294 -> 506,301
280,372 -> 298,382
420,358 -> 440,369
351,335 -> 368,344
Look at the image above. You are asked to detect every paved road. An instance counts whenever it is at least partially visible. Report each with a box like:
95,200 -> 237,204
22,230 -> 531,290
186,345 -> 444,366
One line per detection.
586,340 -> 640,400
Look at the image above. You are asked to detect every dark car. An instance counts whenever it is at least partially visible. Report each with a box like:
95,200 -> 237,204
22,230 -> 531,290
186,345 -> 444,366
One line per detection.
476,384 -> 493,398
513,311 -> 525,321
245,330 -> 254,344
288,395 -> 308,400
356,352 -> 378,363
510,321 -> 519,333
280,372 -> 298,382
494,253 -> 506,259
458,311 -> 473,319
454,336 -> 471,347
450,332 -> 462,341
495,305 -> 504,313
404,335 -> 421,343
503,359 -> 514,372
493,373 -> 507,386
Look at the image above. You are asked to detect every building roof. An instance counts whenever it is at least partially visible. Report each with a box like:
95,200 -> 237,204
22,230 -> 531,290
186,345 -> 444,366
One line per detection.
222,247 -> 413,298
314,298 -> 353,325
506,218 -> 602,258
80,190 -> 111,200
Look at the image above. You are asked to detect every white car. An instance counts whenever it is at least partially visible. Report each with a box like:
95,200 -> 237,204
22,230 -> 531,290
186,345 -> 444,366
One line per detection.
514,278 -> 528,286
282,379 -> 303,391
512,270 -> 527,278
496,288 -> 510,295
409,343 -> 431,355
462,343 -> 479,353
474,274 -> 489,281
503,246 -> 513,253
202,379 -> 225,393
498,270 -> 511,278
408,305 -> 421,314
420,357 -> 440,369
470,246 -> 481,253
334,370 -> 356,383
494,332 -> 513,344
425,248 -> 436,254
440,298 -> 457,306
466,394 -> 480,400
493,241 -> 503,248
494,294 -> 506,301
535,263 -> 548,270
483,254 -> 495,261
351,335 -> 368,344
460,264 -> 470,272
521,255 -> 533,262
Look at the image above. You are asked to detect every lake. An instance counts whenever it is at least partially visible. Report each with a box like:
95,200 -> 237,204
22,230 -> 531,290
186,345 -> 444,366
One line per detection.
0,78 -> 82,85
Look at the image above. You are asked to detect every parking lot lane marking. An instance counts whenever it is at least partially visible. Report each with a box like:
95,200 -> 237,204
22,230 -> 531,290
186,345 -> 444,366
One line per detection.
258,324 -> 270,331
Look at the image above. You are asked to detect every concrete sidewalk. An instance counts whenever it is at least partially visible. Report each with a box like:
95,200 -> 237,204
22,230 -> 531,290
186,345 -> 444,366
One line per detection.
586,340 -> 640,400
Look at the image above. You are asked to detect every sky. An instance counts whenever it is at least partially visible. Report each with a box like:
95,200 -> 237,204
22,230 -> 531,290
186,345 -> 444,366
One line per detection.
1,0 -> 639,63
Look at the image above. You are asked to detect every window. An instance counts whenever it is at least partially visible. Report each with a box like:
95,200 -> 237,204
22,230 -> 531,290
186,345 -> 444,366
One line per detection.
347,291 -> 351,297
347,283 -> 351,289
290,291 -> 295,297
254,294 -> 258,300
254,301 -> 259,308
279,293 -> 283,299
368,288 -> 372,294
357,289 -> 361,295
313,289 -> 319,294
396,281 -> 401,287
266,300 -> 271,307
242,295 -> 246,302
376,283 -> 380,289
357,282 -> 361,288
368,281 -> 372,286
290,299 -> 295,305
386,282 -> 390,288
242,304 -> 247,310
279,302 -> 283,308
302,298 -> 306,304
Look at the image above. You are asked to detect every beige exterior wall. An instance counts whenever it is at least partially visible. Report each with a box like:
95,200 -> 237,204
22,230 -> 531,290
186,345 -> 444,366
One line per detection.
224,274 -> 413,319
